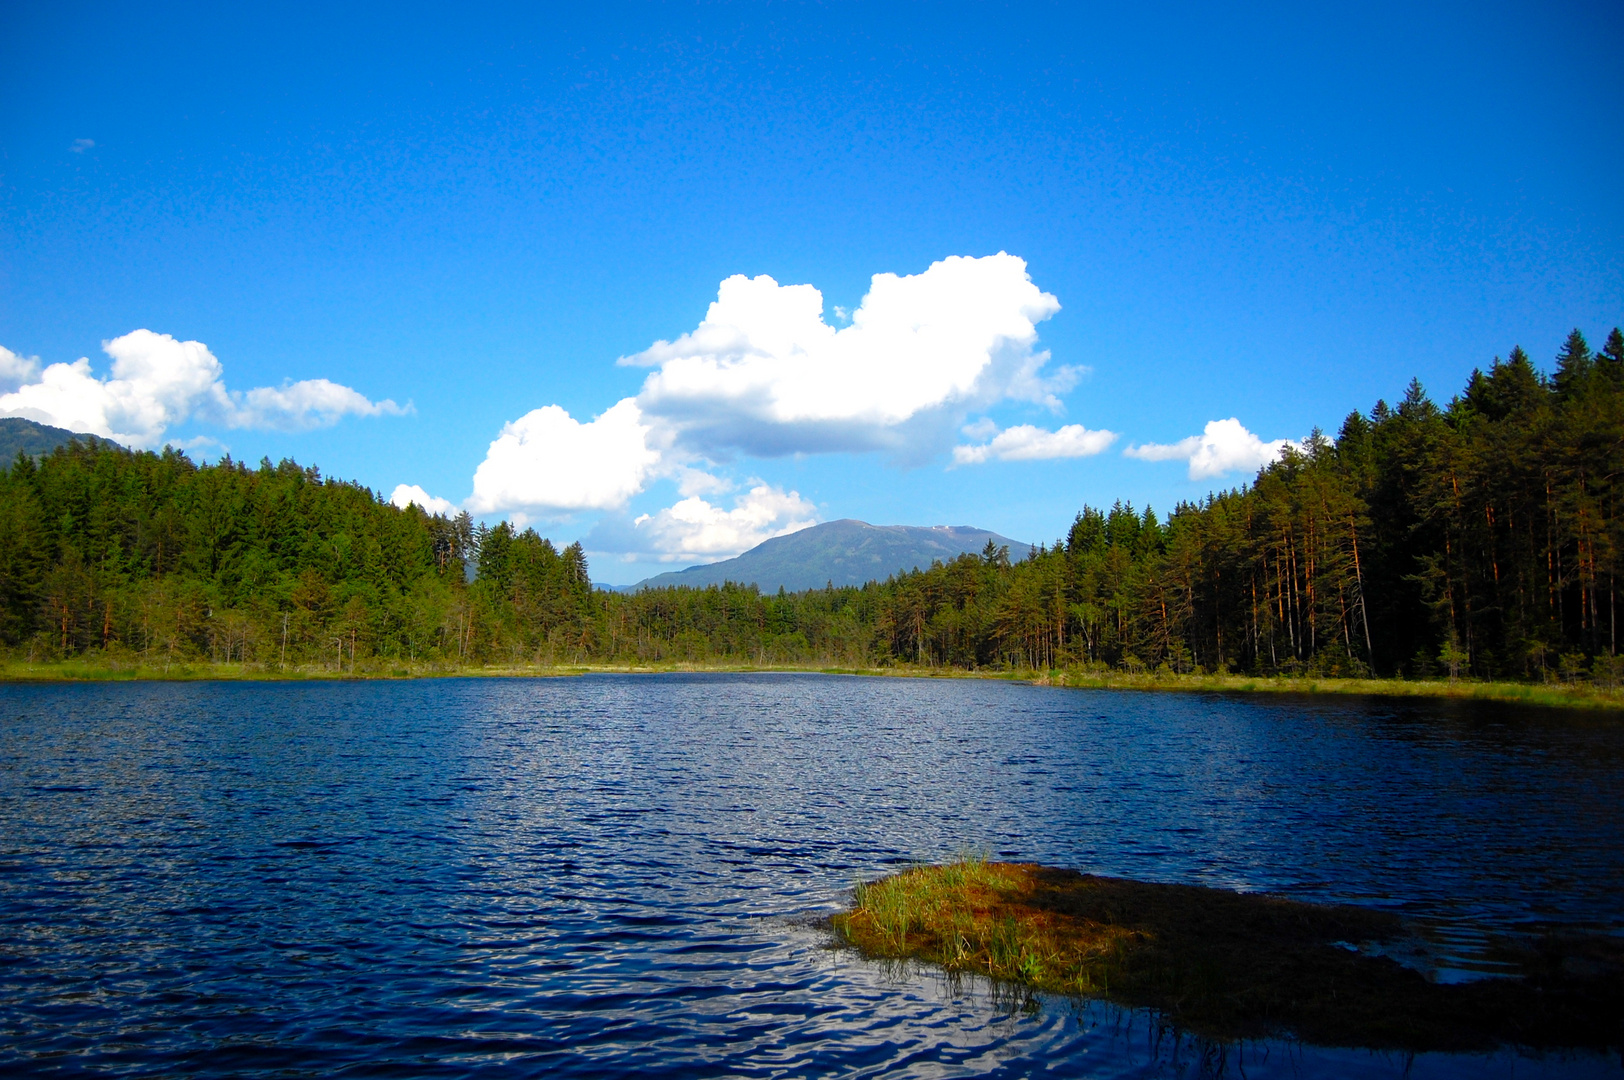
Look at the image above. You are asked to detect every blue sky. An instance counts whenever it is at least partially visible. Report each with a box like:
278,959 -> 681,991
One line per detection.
2,1 -> 1620,584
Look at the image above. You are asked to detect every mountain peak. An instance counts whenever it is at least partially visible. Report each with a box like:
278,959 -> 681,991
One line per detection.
625,519 -> 1032,593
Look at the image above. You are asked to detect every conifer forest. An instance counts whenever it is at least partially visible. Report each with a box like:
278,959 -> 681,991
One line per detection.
2,329 -> 1621,682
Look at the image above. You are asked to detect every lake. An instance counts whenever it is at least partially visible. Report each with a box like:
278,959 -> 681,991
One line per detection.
1,673 -> 1620,1077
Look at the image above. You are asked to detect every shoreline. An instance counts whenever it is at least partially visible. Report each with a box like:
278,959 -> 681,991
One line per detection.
1,657 -> 1621,709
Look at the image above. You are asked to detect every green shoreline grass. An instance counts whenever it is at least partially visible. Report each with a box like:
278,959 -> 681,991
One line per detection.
833,859 -> 1624,1051
1,655 -> 1620,710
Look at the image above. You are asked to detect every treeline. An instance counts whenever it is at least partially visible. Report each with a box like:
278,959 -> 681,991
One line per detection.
1,328 -> 1621,681
0,449 -> 594,668
845,327 -> 1624,680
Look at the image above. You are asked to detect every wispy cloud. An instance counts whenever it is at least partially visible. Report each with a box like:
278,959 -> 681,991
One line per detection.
233,378 -> 407,431
70,138 -> 94,153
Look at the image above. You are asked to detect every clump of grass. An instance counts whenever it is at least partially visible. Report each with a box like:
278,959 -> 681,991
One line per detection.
838,857 -> 1135,995
833,860 -> 1624,1052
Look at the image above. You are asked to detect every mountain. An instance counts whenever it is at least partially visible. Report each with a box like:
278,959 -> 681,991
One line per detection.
0,417 -> 113,461
628,519 -> 1034,593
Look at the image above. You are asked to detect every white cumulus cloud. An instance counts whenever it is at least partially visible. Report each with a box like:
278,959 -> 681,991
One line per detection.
1124,418 -> 1299,480
0,330 -> 404,449
466,397 -> 661,516
467,253 -> 1087,518
390,484 -> 458,517
625,252 -> 1071,457
952,423 -> 1118,465
630,483 -> 820,563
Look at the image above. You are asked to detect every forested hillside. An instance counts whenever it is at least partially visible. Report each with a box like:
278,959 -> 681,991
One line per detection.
0,418 -> 96,462
2,328 -> 1621,681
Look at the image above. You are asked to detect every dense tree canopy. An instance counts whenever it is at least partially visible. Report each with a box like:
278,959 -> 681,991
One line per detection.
3,328 -> 1621,681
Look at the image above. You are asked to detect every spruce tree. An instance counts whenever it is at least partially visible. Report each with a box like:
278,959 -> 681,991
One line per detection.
1552,329 -> 1594,399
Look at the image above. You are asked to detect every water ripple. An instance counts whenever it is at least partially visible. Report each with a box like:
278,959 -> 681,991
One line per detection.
0,674 -> 1620,1077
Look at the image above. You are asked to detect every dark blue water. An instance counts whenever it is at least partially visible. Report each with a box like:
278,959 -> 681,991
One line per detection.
1,674 -> 1620,1078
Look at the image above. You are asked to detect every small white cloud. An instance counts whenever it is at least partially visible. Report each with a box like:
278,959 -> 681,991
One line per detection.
232,378 -> 407,431
1124,418 -> 1299,479
0,346 -> 41,393
0,330 -> 403,448
952,423 -> 1118,465
390,484 -> 458,517
70,138 -> 94,153
466,397 -> 661,516
629,483 -> 819,562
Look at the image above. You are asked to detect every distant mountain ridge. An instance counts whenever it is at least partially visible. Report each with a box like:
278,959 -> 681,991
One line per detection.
627,519 -> 1033,593
0,417 -> 113,461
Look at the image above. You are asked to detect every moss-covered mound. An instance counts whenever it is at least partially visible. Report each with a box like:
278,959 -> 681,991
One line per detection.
832,859 -> 1623,1051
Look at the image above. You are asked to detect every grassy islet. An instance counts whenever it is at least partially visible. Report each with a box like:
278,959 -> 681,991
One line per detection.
833,858 -> 1624,1051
